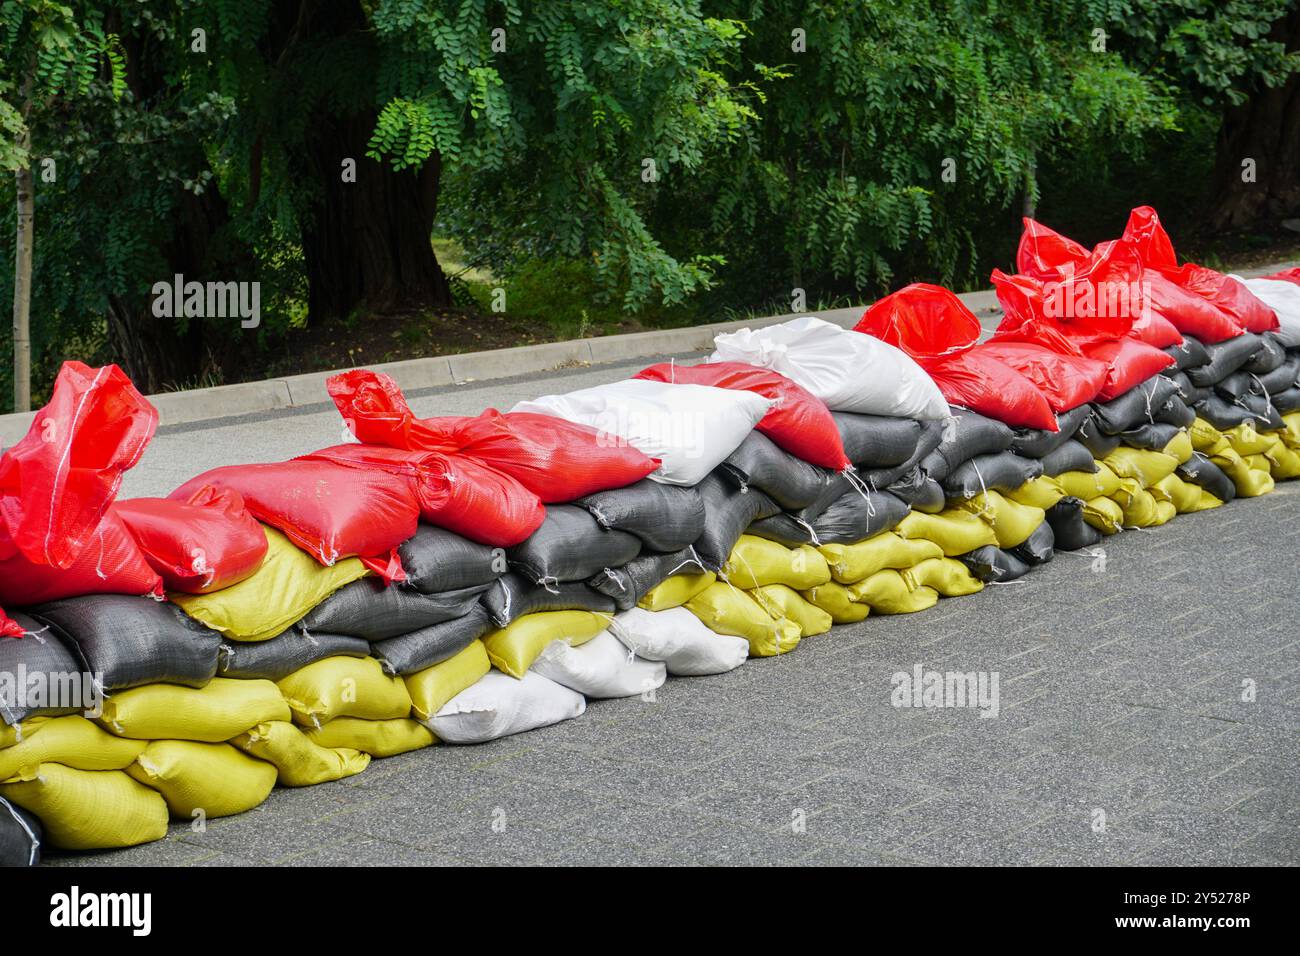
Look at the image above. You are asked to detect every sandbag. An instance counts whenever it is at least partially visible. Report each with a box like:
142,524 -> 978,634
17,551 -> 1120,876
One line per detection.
1228,275 -> 1300,346
218,631 -> 371,682
832,412 -> 922,468
1102,447 -> 1180,487
919,409 -> 1014,481
958,546 -> 1031,583
1196,393 -> 1282,432
860,420 -> 945,488
575,480 -> 705,553
0,615 -> 86,723
848,570 -> 941,614
372,605 -> 494,676
1187,333 -> 1262,387
1177,452 -> 1237,503
588,548 -> 706,613
1010,405 -> 1091,458
1164,334 -> 1209,370
974,340 -> 1109,412
305,717 -> 433,757
1272,386 -> 1300,414
1116,422 -> 1182,451
31,595 -> 221,693
637,570 -> 717,612
0,764 -> 167,850
1039,440 -> 1096,477
818,533 -> 942,583
712,315 -> 949,419
1076,418 -> 1122,458
300,578 -> 490,641
231,720 -> 369,787
1044,497 -> 1102,551
800,582 -> 870,623
511,379 -> 770,486
98,678 -> 290,742
1255,356 -> 1300,395
901,557 -> 985,597
1011,521 -> 1055,565
634,361 -> 850,469
481,610 -> 608,679
955,490 -> 1044,549
1057,463 -> 1123,500
745,512 -> 819,547
405,639 -> 492,721
608,606 -> 749,676
749,584 -> 833,637
1165,369 -> 1213,405
0,716 -> 146,780
428,671 -> 586,743
533,630 -> 666,699
886,469 -> 946,513
896,509 -> 998,557
684,582 -> 801,657
693,474 -> 780,570
719,431 -> 834,510
1091,375 -> 1179,434
942,452 -> 1043,498
277,656 -> 412,727
1154,395 -> 1197,428
483,573 -> 616,626
1242,334 -> 1286,375
722,536 -> 831,590
397,524 -> 505,595
507,505 -> 642,585
0,796 -> 41,866
113,487 -> 267,594
810,489 -> 911,545
127,740 -> 277,819
1004,476 -> 1066,511
1082,338 -> 1176,402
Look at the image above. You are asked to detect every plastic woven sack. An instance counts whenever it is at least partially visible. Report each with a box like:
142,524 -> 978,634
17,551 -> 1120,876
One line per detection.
718,431 -> 834,510
305,717 -> 433,758
0,763 -> 167,850
218,630 -> 371,682
278,656 -> 412,726
589,548 -> 707,612
818,533 -> 942,584
575,480 -> 705,553
1010,405 -> 1091,458
300,579 -> 491,641
0,716 -> 145,780
809,489 -> 911,545
533,630 -> 666,699
1011,520 -> 1055,565
832,412 -> 922,468
405,639 -> 492,721
750,584 -> 833,637
722,535 -> 831,590
693,473 -> 781,570
482,609 -> 608,679
97,678 -> 290,742
371,605 -> 494,677
230,720 -> 370,788
958,546 -> 1031,583
942,451 -> 1044,498
507,505 -> 642,585
800,582 -> 870,623
397,524 -> 506,595
0,796 -> 41,866
127,740 -> 277,819
0,614 -> 85,723
684,582 -> 801,657
607,607 -> 749,676
919,409 -> 1013,481
1228,275 -> 1300,347
848,570 -> 941,614
1081,337 -> 1176,402
1044,497 -> 1102,551
483,573 -> 616,626
973,340 -> 1109,412
428,670 -> 586,744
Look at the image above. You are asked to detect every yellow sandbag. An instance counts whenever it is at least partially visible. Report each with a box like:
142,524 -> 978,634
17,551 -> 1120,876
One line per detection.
0,764 -> 168,850
1283,412 -> 1300,448
128,740 -> 276,819
1264,440 -> 1300,480
278,656 -> 412,727
1005,476 -> 1065,511
306,717 -> 434,756
1102,447 -> 1179,488
1190,417 -> 1226,452
406,640 -> 491,722
638,571 -> 716,611
1082,496 -> 1123,535
685,582 -> 801,657
1162,430 -> 1194,465
818,533 -> 942,584
172,527 -> 370,642
723,536 -> 830,590
902,558 -> 985,597
0,718 -> 48,750
1111,477 -> 1160,527
1154,500 -> 1177,525
895,508 -> 997,557
0,716 -> 146,779
1151,473 -> 1202,513
482,610 -> 607,679
956,490 -> 1044,549
231,720 -> 370,787
1057,464 -> 1121,500
1224,422 -> 1278,457
1212,448 -> 1275,497
750,584 -> 833,637
1181,489 -> 1224,513
99,678 -> 289,742
800,582 -> 870,623
847,570 -> 939,614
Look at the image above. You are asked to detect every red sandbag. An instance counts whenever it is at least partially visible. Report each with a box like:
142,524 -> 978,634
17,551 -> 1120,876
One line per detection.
1016,217 -> 1090,280
1,609 -> 23,638
0,509 -> 163,606
1165,263 -> 1278,335
113,487 -> 269,594
1080,338 -> 1175,402
1265,267 -> 1300,286
632,361 -> 849,469
1141,271 -> 1242,343
1129,310 -> 1184,349
169,461 -> 419,582
856,283 -> 1058,430
298,444 -> 545,547
971,341 -> 1109,412
0,361 -> 156,568
327,370 -> 659,502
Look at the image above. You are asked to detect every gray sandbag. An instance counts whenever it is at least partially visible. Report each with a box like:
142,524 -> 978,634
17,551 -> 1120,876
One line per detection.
1009,404 -> 1090,458
507,505 -> 642,584
576,480 -> 705,552
301,579 -> 491,641
860,420 -> 944,488
746,512 -> 819,547
1039,440 -> 1096,477
1177,452 -> 1236,503
694,473 -> 780,570
1153,395 -> 1196,428
30,596 -> 220,693
942,451 -> 1043,498
1116,422 -> 1181,451
1256,356 -> 1300,395
1272,386 -> 1300,413
789,471 -> 855,524
1045,497 -> 1101,551
1243,333 -> 1286,375
0,613 -> 84,723
1187,332 -> 1261,387
919,409 -> 1013,482
1164,335 -> 1208,371
0,797 -> 41,867
1011,520 -> 1055,566
1164,369 -> 1213,405
887,468 -> 945,513
480,572 -> 615,627
719,430 -> 835,510
371,605 -> 494,676
1076,417 -> 1122,458
218,631 -> 370,682
589,548 -> 707,612
958,546 -> 1031,583
399,525 -> 505,595
1194,393 -> 1282,431
1214,370 -> 1253,402
809,490 -> 910,545
1091,376 -> 1179,435
832,412 -> 922,467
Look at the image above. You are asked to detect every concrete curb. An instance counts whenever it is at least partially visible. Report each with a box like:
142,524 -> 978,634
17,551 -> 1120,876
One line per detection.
2,260 -> 1295,445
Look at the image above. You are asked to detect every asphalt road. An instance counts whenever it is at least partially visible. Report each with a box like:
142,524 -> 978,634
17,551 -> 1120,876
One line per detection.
45,352 -> 1300,866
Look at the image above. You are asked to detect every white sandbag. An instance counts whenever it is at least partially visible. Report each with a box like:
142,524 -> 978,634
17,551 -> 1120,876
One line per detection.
710,315 -> 948,420
428,671 -> 586,744
531,630 -> 666,699
1228,275 -> 1300,347
512,379 -> 772,486
607,606 -> 749,677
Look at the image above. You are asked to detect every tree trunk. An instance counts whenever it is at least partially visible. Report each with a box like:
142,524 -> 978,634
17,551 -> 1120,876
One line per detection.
11,73 -> 33,413
1208,8 -> 1300,230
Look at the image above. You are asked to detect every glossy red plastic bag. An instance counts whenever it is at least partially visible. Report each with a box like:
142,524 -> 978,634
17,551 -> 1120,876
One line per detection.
1265,267 -> 1300,286
327,370 -> 659,502
1141,271 -> 1242,343
170,460 -> 419,582
1016,218 -> 1090,280
298,444 -> 545,547
856,283 -> 1058,430
0,362 -> 156,568
1079,338 -> 1175,402
971,341 -> 1109,412
632,361 -> 849,469
114,487 -> 269,594
0,509 -> 163,606
0,609 -> 21,638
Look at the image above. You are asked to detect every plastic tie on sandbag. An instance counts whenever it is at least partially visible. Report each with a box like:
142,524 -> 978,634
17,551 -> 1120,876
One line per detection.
841,467 -> 878,519
538,575 -> 561,595
0,798 -> 41,867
